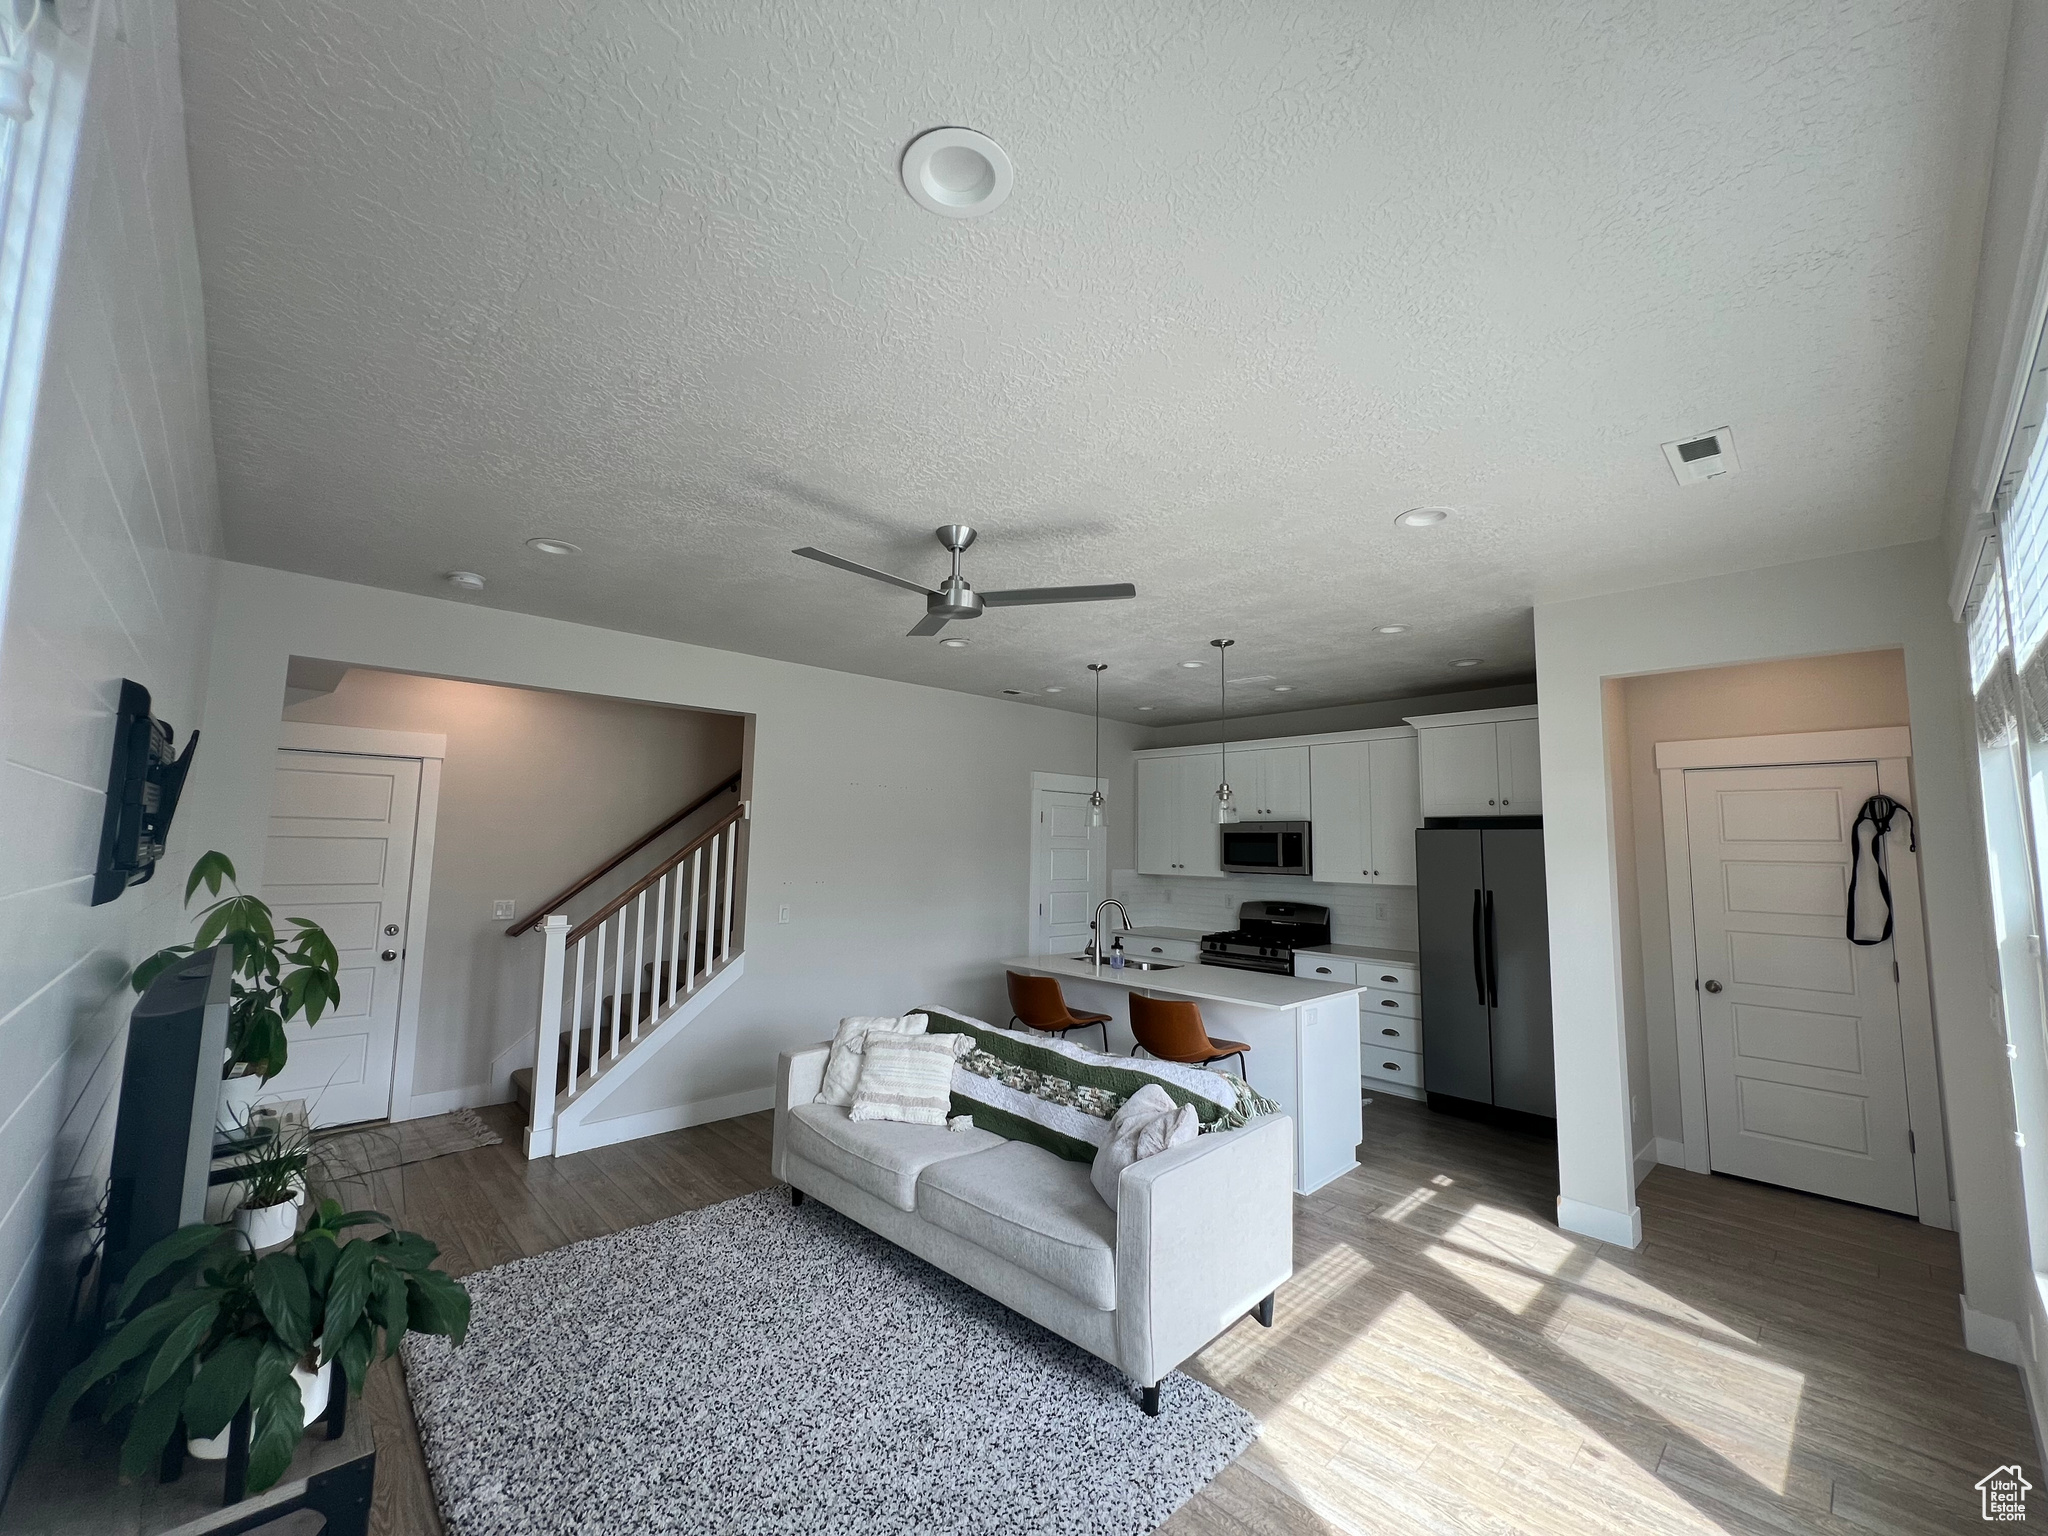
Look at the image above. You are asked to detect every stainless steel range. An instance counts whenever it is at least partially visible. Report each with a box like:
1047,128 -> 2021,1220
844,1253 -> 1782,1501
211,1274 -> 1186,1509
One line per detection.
1200,900 -> 1332,975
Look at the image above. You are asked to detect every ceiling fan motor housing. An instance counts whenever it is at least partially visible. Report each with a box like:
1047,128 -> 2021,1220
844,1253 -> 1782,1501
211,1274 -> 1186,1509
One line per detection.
931,576 -> 984,619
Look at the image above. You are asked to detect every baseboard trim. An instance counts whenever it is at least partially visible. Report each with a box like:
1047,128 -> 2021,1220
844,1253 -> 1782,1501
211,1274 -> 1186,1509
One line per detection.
554,1086 -> 775,1156
1654,1136 -> 1686,1168
1633,1139 -> 1658,1187
1963,1295 -> 2025,1365
1557,1196 -> 1642,1248
393,1082 -> 513,1121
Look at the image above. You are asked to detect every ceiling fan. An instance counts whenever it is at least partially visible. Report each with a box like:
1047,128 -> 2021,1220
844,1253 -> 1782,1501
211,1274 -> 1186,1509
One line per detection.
793,524 -> 1136,637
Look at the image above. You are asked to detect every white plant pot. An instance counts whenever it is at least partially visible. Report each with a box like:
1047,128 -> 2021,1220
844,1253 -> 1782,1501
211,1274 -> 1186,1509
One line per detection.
186,1353 -> 332,1461
217,1071 -> 262,1135
233,1196 -> 300,1251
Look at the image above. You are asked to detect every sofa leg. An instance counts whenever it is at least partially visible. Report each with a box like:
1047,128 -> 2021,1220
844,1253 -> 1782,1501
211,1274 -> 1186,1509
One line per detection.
1255,1292 -> 1275,1328
790,1186 -> 804,1207
1140,1384 -> 1161,1417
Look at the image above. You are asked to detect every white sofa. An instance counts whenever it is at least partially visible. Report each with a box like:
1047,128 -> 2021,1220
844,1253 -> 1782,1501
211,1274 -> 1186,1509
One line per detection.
773,1043 -> 1294,1414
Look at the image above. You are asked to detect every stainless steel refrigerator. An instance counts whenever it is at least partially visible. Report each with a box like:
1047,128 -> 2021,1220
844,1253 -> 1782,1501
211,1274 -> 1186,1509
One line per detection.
1415,827 -> 1555,1117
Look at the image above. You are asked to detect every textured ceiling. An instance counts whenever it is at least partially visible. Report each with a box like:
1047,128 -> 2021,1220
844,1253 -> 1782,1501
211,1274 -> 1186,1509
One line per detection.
177,0 -> 2007,724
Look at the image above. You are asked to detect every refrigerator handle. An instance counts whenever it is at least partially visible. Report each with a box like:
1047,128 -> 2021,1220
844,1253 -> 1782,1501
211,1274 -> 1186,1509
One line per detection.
1484,889 -> 1499,1008
1471,889 -> 1486,1005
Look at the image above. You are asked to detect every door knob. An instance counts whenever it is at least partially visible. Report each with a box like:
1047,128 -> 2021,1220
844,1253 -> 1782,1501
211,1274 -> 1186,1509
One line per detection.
1703,979 -> 1723,993
384,923 -> 399,936
381,949 -> 398,962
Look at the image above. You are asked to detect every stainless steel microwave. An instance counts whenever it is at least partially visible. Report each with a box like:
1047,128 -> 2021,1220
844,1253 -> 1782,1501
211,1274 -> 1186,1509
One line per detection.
1219,821 -> 1311,876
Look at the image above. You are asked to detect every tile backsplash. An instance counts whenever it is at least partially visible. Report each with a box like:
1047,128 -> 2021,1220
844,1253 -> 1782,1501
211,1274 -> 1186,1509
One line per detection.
1109,870 -> 1419,952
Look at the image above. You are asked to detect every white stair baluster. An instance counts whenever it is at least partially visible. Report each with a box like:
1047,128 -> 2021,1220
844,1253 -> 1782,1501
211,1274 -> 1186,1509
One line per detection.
650,869 -> 667,1020
720,828 -> 736,962
630,890 -> 647,1043
686,846 -> 702,993
564,932 -> 587,1098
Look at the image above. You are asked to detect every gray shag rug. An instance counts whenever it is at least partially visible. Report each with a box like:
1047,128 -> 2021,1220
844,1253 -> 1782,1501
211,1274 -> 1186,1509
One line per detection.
403,1187 -> 1259,1535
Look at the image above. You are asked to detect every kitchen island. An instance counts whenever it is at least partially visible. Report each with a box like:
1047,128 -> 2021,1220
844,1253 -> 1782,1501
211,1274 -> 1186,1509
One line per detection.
1001,954 -> 1366,1195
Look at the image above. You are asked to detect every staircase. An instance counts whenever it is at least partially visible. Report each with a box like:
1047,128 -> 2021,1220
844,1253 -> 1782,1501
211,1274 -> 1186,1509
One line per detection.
514,795 -> 749,1158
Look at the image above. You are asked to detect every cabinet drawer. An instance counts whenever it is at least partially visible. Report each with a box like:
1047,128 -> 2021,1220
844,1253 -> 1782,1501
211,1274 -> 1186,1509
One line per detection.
1362,1045 -> 1423,1088
1362,986 -> 1418,1020
1359,961 -> 1417,993
1360,1013 -> 1420,1051
1131,938 -> 1201,963
1295,955 -> 1356,983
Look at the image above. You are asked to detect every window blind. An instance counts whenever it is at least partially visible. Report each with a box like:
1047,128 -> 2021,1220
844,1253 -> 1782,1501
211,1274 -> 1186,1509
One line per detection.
2006,429 -> 2048,663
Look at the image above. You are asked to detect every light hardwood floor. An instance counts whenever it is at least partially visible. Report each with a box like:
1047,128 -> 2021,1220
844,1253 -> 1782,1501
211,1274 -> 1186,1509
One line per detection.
341,1097 -> 2031,1536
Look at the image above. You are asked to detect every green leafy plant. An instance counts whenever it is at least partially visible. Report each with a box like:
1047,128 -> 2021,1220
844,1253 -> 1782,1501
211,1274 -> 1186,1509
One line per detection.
132,851 -> 342,1083
41,1201 -> 470,1492
233,1125 -> 311,1213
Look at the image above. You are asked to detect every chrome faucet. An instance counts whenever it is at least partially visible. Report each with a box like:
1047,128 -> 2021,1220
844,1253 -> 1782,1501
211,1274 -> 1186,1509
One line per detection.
1088,899 -> 1131,972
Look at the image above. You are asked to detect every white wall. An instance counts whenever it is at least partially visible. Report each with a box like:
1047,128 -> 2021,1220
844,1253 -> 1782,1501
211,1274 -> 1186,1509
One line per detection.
1534,542 -> 2020,1338
186,562 -> 1146,1130
1612,650 -> 1913,1154
281,669 -> 743,1107
1110,870 -> 1418,954
1142,681 -> 1537,749
0,3 -> 220,1477
1600,678 -> 1652,1181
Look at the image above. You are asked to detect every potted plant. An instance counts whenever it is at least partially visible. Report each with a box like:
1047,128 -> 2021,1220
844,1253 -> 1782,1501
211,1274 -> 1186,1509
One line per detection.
132,852 -> 343,1127
227,1123 -> 311,1252
41,1201 -> 470,1492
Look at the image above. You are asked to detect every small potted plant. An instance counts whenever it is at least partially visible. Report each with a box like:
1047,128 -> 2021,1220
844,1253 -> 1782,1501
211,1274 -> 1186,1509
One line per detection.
132,852 -> 343,1127
42,1201 -> 470,1492
227,1123 -> 311,1252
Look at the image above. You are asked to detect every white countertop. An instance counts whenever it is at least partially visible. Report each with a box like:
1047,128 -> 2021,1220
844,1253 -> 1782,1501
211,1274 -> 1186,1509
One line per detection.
1296,943 -> 1421,966
1005,955 -> 1365,1011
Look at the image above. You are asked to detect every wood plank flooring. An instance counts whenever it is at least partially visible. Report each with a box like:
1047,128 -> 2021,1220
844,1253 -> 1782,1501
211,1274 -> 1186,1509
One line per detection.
335,1097 -> 2032,1536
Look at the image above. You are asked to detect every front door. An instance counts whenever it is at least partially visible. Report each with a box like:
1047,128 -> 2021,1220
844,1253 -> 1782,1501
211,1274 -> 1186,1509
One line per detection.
1683,763 -> 1918,1214
258,750 -> 422,1126
1032,786 -> 1102,956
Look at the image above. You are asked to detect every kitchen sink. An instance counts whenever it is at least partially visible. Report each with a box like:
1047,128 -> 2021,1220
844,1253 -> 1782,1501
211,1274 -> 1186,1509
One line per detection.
1071,956 -> 1179,971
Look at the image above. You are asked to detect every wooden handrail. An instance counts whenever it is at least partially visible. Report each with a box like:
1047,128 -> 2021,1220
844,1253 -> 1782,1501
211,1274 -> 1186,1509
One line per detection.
564,805 -> 745,945
506,771 -> 741,936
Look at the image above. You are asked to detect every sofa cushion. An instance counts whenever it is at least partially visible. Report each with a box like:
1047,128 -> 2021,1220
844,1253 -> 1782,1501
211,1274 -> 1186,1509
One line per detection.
785,1103 -> 1002,1211
916,1140 -> 1118,1310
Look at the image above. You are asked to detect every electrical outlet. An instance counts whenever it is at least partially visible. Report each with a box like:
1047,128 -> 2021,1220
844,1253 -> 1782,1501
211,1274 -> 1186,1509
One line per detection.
493,899 -> 516,921
1375,902 -> 1388,922
778,904 -> 791,924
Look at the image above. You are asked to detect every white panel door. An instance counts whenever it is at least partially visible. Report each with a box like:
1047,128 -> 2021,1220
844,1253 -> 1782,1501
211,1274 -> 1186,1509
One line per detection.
1496,717 -> 1542,813
1178,751 -> 1224,877
1366,736 -> 1422,884
1032,787 -> 1103,956
1684,763 -> 1917,1214
259,750 -> 422,1126
1418,723 -> 1500,816
1135,757 -> 1177,874
1308,742 -> 1370,884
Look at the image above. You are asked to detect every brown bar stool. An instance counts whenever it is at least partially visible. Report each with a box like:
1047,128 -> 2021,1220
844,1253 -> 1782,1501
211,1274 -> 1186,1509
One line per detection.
1128,993 -> 1250,1080
1006,971 -> 1112,1051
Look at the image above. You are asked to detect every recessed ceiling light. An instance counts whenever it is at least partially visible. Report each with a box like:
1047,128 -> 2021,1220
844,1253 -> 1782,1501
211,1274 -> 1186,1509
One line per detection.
940,637 -> 967,648
1178,660 -> 1205,669
1373,623 -> 1410,635
1396,506 -> 1452,528
525,537 -> 580,556
1450,657 -> 1483,668
900,127 -> 1013,219
1044,686 -> 1064,693
1273,685 -> 1294,692
1137,705 -> 1156,711
445,571 -> 485,590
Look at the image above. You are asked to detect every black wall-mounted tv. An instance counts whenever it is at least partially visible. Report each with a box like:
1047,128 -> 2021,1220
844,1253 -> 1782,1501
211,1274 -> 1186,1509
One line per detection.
102,945 -> 229,1298
91,679 -> 198,906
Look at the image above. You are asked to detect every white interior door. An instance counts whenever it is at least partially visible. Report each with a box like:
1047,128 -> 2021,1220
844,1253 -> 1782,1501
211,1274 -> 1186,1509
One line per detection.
259,750 -> 422,1126
1032,786 -> 1104,955
1683,763 -> 1917,1214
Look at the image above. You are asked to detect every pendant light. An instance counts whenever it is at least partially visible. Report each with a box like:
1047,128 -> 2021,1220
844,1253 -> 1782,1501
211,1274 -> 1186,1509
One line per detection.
1088,663 -> 1108,826
1212,638 -> 1236,823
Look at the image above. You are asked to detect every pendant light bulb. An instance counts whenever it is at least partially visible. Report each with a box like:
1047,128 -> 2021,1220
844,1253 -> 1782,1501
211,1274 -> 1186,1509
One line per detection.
1088,664 -> 1108,827
1212,639 -> 1235,823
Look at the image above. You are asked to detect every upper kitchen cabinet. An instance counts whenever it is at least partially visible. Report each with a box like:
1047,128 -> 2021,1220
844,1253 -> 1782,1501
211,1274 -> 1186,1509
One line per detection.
1233,745 -> 1310,819
1136,748 -> 1224,876
1405,706 -> 1542,818
1307,734 -> 1421,884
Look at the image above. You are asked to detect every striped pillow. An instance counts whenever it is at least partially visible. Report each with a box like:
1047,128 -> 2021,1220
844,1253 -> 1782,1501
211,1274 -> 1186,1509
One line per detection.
848,1031 -> 969,1126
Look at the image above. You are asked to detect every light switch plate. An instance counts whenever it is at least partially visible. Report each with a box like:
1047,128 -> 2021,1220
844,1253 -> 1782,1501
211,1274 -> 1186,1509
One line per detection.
493,899 -> 516,920
778,904 -> 791,924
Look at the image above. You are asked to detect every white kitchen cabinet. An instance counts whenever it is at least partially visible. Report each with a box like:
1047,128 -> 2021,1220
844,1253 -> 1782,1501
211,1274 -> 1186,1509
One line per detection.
1136,750 -> 1223,876
1408,707 -> 1540,818
1307,735 -> 1421,884
1233,745 -> 1310,819
1495,716 -> 1543,813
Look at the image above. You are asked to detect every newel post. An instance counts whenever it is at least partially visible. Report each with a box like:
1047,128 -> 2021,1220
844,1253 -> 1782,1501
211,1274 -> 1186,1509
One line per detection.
524,914 -> 569,1159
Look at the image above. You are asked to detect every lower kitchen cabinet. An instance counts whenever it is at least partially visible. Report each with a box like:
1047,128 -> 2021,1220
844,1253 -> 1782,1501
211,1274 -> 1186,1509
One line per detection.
1296,951 -> 1426,1100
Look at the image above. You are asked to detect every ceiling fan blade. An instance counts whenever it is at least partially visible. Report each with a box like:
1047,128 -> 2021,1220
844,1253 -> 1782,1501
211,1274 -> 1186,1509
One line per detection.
979,583 -> 1137,608
792,546 -> 935,596
907,612 -> 951,637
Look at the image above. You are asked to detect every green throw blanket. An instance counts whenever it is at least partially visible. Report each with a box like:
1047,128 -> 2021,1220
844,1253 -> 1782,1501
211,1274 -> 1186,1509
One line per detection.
918,1006 -> 1281,1165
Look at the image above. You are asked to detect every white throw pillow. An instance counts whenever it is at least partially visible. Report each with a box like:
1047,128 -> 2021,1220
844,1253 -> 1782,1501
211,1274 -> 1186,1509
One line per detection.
817,1013 -> 928,1106
848,1031 -> 969,1126
1091,1083 -> 1199,1210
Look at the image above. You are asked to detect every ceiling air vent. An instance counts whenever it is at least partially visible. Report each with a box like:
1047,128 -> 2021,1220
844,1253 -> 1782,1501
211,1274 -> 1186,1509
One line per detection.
1661,427 -> 1739,486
